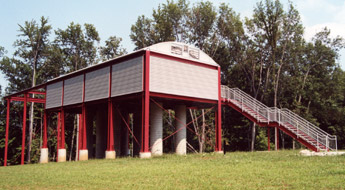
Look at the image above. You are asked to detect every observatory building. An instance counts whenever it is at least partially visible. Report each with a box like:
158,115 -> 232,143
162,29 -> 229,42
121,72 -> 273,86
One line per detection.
3,42 -> 337,166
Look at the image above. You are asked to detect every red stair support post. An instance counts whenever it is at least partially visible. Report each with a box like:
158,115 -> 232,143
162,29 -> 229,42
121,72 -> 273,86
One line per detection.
215,67 -> 222,152
4,98 -> 10,166
21,93 -> 28,165
275,127 -> 279,150
267,127 -> 270,151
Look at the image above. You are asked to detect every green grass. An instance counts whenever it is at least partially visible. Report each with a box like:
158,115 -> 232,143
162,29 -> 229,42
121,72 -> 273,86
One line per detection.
1,150 -> 345,189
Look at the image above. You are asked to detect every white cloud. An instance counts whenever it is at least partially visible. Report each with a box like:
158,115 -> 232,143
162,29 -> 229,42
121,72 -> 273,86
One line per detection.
304,22 -> 345,41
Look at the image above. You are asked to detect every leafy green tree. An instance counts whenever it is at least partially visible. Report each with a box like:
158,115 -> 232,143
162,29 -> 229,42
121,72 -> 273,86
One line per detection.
55,22 -> 100,72
130,0 -> 189,50
99,36 -> 127,61
187,1 -> 216,51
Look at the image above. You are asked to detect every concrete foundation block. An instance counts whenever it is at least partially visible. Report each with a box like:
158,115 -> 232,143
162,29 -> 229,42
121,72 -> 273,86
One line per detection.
139,152 -> 152,159
58,149 -> 66,162
105,150 -> 116,159
40,148 -> 49,164
79,150 -> 89,161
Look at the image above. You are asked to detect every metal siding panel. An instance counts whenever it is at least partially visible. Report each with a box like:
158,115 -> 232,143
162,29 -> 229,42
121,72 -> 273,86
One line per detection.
111,56 -> 143,97
85,67 -> 109,102
63,75 -> 83,106
150,56 -> 218,100
46,81 -> 63,109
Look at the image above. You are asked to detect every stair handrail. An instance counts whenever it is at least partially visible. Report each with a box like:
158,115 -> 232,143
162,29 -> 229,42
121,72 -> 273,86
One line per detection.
221,85 -> 337,151
280,108 -> 337,150
222,86 -> 271,122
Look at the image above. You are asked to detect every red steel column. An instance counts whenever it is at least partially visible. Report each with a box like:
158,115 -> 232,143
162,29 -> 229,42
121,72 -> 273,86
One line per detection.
57,112 -> 60,160
42,110 -> 48,148
267,128 -> 270,151
4,98 -> 10,166
107,65 -> 114,151
21,94 -> 28,165
60,109 -> 65,149
215,67 -> 222,152
107,100 -> 114,151
82,104 -> 87,150
141,50 -> 150,153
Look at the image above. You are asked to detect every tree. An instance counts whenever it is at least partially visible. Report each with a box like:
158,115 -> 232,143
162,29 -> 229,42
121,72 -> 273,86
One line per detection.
99,36 -> 127,61
0,17 -> 52,163
187,1 -> 217,51
55,22 -> 100,72
130,0 -> 189,50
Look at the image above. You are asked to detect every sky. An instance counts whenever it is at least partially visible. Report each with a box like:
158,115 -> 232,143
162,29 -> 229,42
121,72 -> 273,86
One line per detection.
1,0 -> 345,93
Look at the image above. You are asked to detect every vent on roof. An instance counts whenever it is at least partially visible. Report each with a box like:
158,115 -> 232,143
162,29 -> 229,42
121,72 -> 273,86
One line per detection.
171,44 -> 183,55
189,48 -> 200,59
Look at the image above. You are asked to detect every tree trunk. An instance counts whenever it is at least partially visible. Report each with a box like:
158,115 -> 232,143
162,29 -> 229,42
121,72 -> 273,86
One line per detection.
250,123 -> 256,151
69,115 -> 77,161
27,65 -> 36,163
200,109 -> 205,153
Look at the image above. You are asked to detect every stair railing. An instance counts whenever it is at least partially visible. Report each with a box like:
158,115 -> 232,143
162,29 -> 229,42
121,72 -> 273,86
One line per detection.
221,85 -> 337,151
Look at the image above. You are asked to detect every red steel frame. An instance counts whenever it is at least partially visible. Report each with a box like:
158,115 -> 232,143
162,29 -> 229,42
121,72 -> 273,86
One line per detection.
141,50 -> 150,153
107,65 -> 115,152
3,47 -> 225,165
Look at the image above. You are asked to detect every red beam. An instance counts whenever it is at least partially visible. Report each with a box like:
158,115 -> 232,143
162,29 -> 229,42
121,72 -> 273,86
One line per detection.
11,96 -> 46,104
29,91 -> 46,95
21,94 -> 27,165
150,92 -> 218,104
4,98 -> 10,166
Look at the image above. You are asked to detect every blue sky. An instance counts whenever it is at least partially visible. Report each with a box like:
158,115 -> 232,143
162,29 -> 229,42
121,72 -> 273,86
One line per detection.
1,0 -> 345,92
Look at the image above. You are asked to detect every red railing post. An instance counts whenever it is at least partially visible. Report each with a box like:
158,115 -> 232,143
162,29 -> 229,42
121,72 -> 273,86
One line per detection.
4,98 -> 10,166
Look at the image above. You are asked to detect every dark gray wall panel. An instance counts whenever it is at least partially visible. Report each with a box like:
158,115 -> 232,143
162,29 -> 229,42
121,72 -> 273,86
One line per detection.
85,67 -> 109,102
63,75 -> 83,106
46,81 -> 63,109
111,56 -> 143,97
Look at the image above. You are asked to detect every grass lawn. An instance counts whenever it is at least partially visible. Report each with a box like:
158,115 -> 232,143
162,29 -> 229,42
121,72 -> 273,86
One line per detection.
0,150 -> 344,189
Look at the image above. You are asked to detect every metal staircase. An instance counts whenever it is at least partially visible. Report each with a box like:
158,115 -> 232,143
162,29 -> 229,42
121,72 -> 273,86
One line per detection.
221,85 -> 337,152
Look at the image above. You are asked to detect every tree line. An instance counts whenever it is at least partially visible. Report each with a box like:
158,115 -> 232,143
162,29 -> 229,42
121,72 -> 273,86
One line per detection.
1,0 -> 345,165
